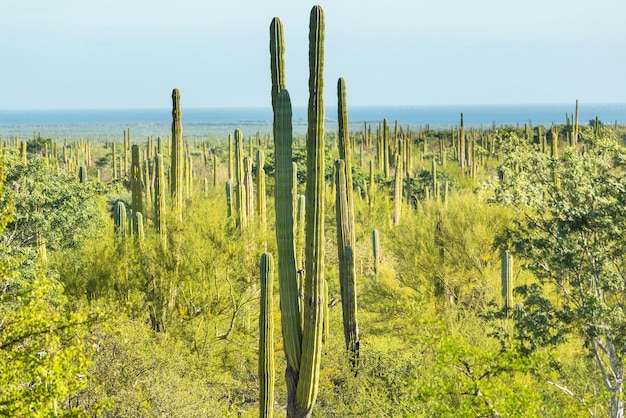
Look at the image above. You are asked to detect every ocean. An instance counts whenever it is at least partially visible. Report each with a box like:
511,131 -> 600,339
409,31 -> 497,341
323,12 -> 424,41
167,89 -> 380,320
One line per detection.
1,104 -> 624,141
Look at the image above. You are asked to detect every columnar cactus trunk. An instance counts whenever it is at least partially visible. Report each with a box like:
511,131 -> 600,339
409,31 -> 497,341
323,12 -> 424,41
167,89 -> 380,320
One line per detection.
256,150 -> 267,229
243,156 -> 255,223
372,229 -> 380,274
459,112 -> 466,169
170,88 -> 184,220
225,179 -> 234,218
501,250 -> 513,313
296,6 -> 325,415
270,17 -> 286,115
259,252 -> 275,418
334,159 -> 359,367
154,154 -> 167,245
392,153 -> 403,226
337,77 -> 355,248
235,129 -> 247,229
135,212 -> 145,248
228,134 -> 234,181
78,166 -> 87,183
213,154 -> 218,187
131,144 -> 143,218
383,118 -> 390,178
114,201 -> 127,237
274,89 -> 302,374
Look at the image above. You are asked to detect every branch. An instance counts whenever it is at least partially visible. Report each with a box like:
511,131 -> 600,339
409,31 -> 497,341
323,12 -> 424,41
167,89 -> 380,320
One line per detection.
546,380 -> 595,417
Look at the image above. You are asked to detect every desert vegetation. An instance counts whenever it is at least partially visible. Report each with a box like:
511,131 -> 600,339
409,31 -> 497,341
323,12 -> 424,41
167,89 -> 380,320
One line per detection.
3,5 -> 626,418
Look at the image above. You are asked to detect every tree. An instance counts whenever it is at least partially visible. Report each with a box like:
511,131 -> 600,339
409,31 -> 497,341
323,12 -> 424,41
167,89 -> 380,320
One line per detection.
0,154 -> 100,416
491,130 -> 626,417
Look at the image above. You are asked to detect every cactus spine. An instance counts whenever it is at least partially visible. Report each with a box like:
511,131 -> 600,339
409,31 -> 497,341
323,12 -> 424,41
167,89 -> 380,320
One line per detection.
259,252 -> 275,418
170,89 -> 184,220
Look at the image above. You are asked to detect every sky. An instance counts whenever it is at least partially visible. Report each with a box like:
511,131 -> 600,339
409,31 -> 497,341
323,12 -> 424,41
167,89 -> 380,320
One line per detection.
1,0 -> 625,110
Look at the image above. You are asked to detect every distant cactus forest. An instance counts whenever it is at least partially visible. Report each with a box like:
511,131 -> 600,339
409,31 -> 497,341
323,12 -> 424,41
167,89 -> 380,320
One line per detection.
4,5 -> 626,418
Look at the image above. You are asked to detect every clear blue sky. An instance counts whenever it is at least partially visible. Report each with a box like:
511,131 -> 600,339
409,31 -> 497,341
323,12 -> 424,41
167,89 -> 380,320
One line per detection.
2,0 -> 625,109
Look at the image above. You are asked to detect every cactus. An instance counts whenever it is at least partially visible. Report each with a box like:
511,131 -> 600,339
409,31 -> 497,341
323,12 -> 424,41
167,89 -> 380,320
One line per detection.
337,77 -> 355,248
372,229 -> 380,274
259,252 -> 275,418
20,140 -> 27,164
213,154 -> 218,187
143,157 -> 152,213
135,212 -> 145,247
112,142 -> 117,179
296,6 -> 325,412
154,154 -> 167,243
392,153 -> 403,226
256,149 -> 267,229
225,179 -> 234,218
243,156 -> 254,223
501,250 -> 513,313
78,166 -> 87,183
235,129 -> 247,229
459,112 -> 466,169
334,159 -> 359,367
131,144 -> 143,218
170,88 -> 184,220
228,134 -> 234,181
114,201 -> 127,237
270,17 -> 286,114
296,194 -> 306,272
273,89 -> 301,373
383,118 -> 390,177
432,159 -> 437,201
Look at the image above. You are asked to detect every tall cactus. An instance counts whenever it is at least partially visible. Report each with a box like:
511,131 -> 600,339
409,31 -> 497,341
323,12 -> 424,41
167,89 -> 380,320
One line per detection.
78,166 -> 87,183
170,88 -> 184,220
274,89 -> 301,374
334,159 -> 359,367
501,250 -> 513,313
270,17 -> 286,114
297,5 -> 325,414
154,154 -> 167,244
337,77 -> 355,248
225,179 -> 234,219
131,144 -> 143,218
259,252 -> 275,418
372,229 -> 380,274
114,201 -> 127,237
243,156 -> 255,223
256,149 -> 267,229
235,129 -> 247,229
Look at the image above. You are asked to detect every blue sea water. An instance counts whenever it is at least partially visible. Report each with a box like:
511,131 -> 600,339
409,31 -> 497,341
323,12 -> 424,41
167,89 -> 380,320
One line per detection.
1,104 -> 625,140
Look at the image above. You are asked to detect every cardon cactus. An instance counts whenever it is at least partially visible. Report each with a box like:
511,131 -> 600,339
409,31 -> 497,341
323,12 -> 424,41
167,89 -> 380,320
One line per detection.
114,201 -> 127,237
372,229 -> 380,274
131,144 -> 143,218
256,149 -> 267,229
297,5 -> 325,414
170,88 -> 184,220
334,159 -> 359,367
259,252 -> 275,418
270,17 -> 286,114
273,89 -> 301,373
243,156 -> 254,223
154,154 -> 167,244
78,165 -> 87,183
225,179 -> 234,219
501,250 -> 513,313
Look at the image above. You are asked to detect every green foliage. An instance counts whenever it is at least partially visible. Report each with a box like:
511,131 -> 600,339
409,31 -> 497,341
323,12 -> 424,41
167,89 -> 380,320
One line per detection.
490,130 -> 626,414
